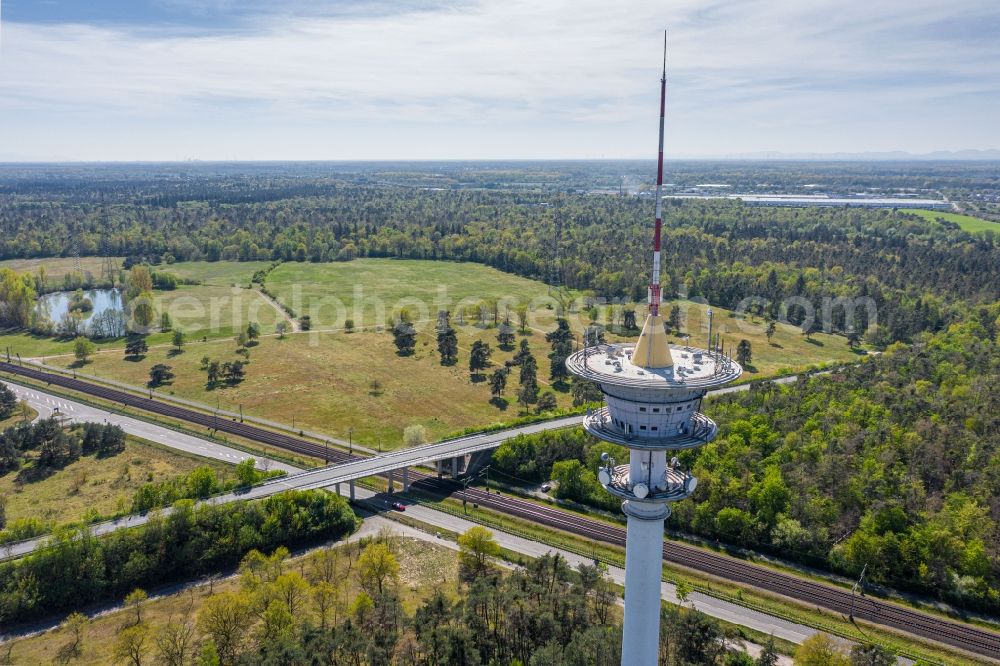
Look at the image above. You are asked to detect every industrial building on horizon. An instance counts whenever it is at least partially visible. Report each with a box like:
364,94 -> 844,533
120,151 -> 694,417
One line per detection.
666,192 -> 953,209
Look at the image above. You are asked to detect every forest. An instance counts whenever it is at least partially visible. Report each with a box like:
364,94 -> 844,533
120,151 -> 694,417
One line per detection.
0,163 -> 998,346
5,523 -> 828,666
494,303 -> 1000,611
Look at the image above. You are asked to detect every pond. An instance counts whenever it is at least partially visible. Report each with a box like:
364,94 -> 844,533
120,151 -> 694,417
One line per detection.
36,288 -> 123,326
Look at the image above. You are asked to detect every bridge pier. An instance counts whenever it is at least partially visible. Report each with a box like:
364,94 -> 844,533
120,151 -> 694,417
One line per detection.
451,456 -> 459,478
435,460 -> 443,477
335,482 -> 341,496
349,480 -> 355,501
387,469 -> 395,494
402,467 -> 410,492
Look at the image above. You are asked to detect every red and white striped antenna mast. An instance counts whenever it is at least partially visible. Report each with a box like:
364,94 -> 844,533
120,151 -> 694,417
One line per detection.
648,30 -> 667,317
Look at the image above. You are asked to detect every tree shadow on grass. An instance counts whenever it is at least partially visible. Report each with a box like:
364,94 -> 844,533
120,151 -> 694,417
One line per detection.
769,342 -> 783,349
490,397 -> 509,411
166,348 -> 185,358
805,338 -> 824,346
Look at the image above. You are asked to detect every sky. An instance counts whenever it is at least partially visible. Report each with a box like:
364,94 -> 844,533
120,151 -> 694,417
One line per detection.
0,0 -> 998,161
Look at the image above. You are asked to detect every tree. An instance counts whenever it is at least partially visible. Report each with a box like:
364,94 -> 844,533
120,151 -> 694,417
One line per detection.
519,352 -> 538,383
551,459 -> 588,501
125,333 -> 148,358
154,619 -> 196,666
275,321 -> 287,339
765,319 -> 777,343
437,313 -> 458,365
623,308 -> 637,331
130,294 -> 157,332
667,304 -> 681,333
794,633 -> 849,666
469,340 -> 491,376
148,363 -> 174,387
849,643 -> 895,666
73,336 -> 96,363
571,378 -> 602,407
513,338 -> 533,365
126,265 -> 153,299
247,321 -> 261,344
235,331 -> 248,348
234,457 -> 259,488
802,318 -> 819,341
546,318 -> 573,383
0,268 -> 36,329
299,315 -> 311,331
536,391 -> 558,412
125,588 -> 148,625
736,339 -> 752,368
714,507 -> 756,545
172,329 -> 185,351
305,580 -> 336,631
403,424 -> 427,448
160,311 -> 172,332
197,592 -> 253,665
488,368 -> 508,399
114,624 -> 149,666
58,611 -> 89,662
748,466 -> 790,527
393,320 -> 416,356
497,320 -> 516,350
457,526 -> 501,577
517,376 -> 538,414
515,305 -> 529,333
756,637 -> 779,666
225,360 -> 246,384
847,330 -> 861,349
206,360 -> 221,387
357,542 -> 399,597
0,384 -> 18,420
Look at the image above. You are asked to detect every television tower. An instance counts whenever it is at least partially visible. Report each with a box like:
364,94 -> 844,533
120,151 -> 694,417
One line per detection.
566,33 -> 741,665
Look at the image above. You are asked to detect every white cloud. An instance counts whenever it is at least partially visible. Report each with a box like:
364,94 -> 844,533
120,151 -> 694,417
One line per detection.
0,0 -> 997,159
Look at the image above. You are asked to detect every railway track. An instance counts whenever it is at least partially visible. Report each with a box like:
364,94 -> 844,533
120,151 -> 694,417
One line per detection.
3,361 -> 999,659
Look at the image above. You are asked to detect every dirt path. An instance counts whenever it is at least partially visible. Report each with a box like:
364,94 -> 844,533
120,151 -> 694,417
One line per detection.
254,287 -> 300,333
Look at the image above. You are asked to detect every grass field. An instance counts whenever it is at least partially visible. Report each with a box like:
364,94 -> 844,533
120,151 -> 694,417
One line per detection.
153,284 -> 282,339
29,260 -> 860,447
0,437 -> 232,528
266,258 -> 576,330
166,260 -> 273,286
0,256 -> 123,282
901,209 -> 1000,234
2,534 -> 455,665
7,258 -> 860,445
46,326 -> 577,447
